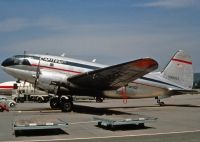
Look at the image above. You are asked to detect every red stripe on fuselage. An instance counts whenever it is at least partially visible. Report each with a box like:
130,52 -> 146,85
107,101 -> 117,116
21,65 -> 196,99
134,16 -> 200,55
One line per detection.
0,86 -> 14,89
172,58 -> 192,65
31,64 -> 82,74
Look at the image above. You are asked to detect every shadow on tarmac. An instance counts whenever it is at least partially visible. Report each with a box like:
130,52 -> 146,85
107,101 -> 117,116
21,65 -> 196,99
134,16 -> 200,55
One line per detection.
73,105 -> 132,115
71,103 -> 200,115
161,104 -> 200,108
100,104 -> 200,110
15,129 -> 68,137
13,103 -> 200,114
95,124 -> 153,131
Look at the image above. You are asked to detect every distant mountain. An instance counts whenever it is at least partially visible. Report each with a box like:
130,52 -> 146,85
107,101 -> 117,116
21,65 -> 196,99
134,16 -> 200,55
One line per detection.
194,73 -> 200,89
194,73 -> 200,81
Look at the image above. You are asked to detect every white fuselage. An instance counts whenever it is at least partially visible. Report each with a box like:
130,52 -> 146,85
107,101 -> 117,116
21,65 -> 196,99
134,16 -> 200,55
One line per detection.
1,54 -> 184,99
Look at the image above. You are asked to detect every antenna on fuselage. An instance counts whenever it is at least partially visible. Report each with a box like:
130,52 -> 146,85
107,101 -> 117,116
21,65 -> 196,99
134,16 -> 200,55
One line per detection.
92,59 -> 96,63
61,53 -> 66,57
24,50 -> 26,58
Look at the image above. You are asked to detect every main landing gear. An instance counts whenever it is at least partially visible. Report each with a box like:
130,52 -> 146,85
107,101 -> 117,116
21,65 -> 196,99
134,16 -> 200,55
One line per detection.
95,97 -> 104,103
155,97 -> 165,106
50,96 -> 73,112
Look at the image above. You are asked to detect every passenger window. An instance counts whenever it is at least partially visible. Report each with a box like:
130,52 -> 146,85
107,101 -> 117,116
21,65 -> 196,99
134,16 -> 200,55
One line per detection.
50,63 -> 54,67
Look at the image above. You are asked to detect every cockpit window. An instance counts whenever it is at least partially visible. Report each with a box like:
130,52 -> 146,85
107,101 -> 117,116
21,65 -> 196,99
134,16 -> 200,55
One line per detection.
2,55 -> 39,67
1,58 -> 15,67
1,57 -> 31,67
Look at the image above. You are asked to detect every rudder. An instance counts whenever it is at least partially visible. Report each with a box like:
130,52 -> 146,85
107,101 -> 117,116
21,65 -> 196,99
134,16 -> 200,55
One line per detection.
161,50 -> 193,89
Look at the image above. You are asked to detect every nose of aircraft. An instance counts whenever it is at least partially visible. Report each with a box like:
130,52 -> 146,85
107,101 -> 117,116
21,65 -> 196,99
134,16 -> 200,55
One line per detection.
1,58 -> 14,67
1,59 -> 6,67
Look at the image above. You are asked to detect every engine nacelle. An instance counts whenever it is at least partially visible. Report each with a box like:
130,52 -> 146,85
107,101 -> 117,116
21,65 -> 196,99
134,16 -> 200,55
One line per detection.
37,70 -> 68,92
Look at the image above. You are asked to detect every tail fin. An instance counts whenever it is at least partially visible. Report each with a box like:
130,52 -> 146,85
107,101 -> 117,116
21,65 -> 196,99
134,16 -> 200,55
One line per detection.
161,50 -> 193,89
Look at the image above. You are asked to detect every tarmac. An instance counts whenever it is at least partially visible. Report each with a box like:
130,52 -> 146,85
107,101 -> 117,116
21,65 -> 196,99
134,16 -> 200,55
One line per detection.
0,94 -> 200,142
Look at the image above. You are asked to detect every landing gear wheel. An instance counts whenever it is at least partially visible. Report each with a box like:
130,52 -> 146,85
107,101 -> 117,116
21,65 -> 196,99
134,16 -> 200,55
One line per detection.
14,98 -> 17,102
159,101 -> 165,106
156,97 -> 165,106
37,97 -> 43,103
96,97 -> 103,103
50,98 -> 59,109
60,100 -> 73,112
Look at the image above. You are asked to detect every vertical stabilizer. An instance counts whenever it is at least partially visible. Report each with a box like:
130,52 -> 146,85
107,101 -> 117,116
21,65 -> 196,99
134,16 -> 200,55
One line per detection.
161,50 -> 193,89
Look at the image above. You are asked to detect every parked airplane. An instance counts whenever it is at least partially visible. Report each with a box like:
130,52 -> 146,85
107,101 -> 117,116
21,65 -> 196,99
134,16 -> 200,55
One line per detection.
0,81 -> 23,95
1,50 -> 195,112
0,81 -> 50,102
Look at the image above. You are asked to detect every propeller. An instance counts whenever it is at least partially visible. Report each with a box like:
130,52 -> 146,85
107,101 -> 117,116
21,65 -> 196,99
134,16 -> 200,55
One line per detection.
33,58 -> 41,93
23,80 -> 26,88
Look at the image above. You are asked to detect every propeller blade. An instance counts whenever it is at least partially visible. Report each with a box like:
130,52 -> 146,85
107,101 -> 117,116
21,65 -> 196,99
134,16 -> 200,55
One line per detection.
34,58 -> 41,93
23,80 -> 26,87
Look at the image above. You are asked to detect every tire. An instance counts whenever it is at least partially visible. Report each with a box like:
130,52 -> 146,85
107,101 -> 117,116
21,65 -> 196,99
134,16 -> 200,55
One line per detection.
0,109 -> 4,112
97,122 -> 102,127
37,97 -> 43,103
159,102 -> 165,106
96,97 -> 103,103
138,123 -> 145,128
61,100 -> 73,112
10,103 -> 15,107
50,98 -> 59,109
14,98 -> 18,102
19,98 -> 25,103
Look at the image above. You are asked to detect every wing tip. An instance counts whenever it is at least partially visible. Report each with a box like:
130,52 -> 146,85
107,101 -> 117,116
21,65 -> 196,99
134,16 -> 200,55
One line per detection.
134,58 -> 158,70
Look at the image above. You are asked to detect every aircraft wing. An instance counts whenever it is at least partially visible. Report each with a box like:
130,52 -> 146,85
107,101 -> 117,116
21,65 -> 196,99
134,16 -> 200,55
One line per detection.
67,58 -> 158,90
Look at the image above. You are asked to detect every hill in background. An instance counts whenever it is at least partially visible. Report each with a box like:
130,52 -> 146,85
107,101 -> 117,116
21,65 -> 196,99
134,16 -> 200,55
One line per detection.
194,73 -> 200,89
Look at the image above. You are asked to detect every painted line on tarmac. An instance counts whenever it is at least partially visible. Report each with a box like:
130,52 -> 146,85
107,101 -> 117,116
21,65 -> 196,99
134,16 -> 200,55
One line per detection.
7,129 -> 200,142
13,110 -> 61,113
69,121 -> 97,125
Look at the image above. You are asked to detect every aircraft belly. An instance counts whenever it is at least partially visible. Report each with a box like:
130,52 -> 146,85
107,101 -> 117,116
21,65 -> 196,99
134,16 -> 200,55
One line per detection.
127,82 -> 167,98
103,82 -> 168,99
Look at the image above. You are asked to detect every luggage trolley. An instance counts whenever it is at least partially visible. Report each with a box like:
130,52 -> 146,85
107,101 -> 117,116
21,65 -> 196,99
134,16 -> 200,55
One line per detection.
13,118 -> 68,136
94,114 -> 157,129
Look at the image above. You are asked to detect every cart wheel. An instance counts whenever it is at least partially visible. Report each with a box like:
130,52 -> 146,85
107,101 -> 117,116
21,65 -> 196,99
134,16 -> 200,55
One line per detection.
97,122 -> 101,127
138,123 -> 145,128
108,124 -> 115,130
96,97 -> 103,103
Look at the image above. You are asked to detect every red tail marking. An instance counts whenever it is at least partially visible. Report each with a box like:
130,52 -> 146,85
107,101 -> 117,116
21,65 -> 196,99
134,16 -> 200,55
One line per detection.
172,58 -> 192,65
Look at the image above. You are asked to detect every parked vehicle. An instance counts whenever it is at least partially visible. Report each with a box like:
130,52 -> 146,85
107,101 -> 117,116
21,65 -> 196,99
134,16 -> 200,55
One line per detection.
0,97 -> 16,107
0,103 -> 9,112
11,84 -> 50,103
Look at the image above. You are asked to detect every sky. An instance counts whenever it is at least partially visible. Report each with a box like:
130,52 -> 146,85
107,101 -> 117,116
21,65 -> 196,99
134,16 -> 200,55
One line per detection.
0,0 -> 200,82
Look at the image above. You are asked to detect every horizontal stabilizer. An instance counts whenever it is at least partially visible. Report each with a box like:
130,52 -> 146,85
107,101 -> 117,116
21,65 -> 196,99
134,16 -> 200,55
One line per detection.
169,89 -> 199,96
